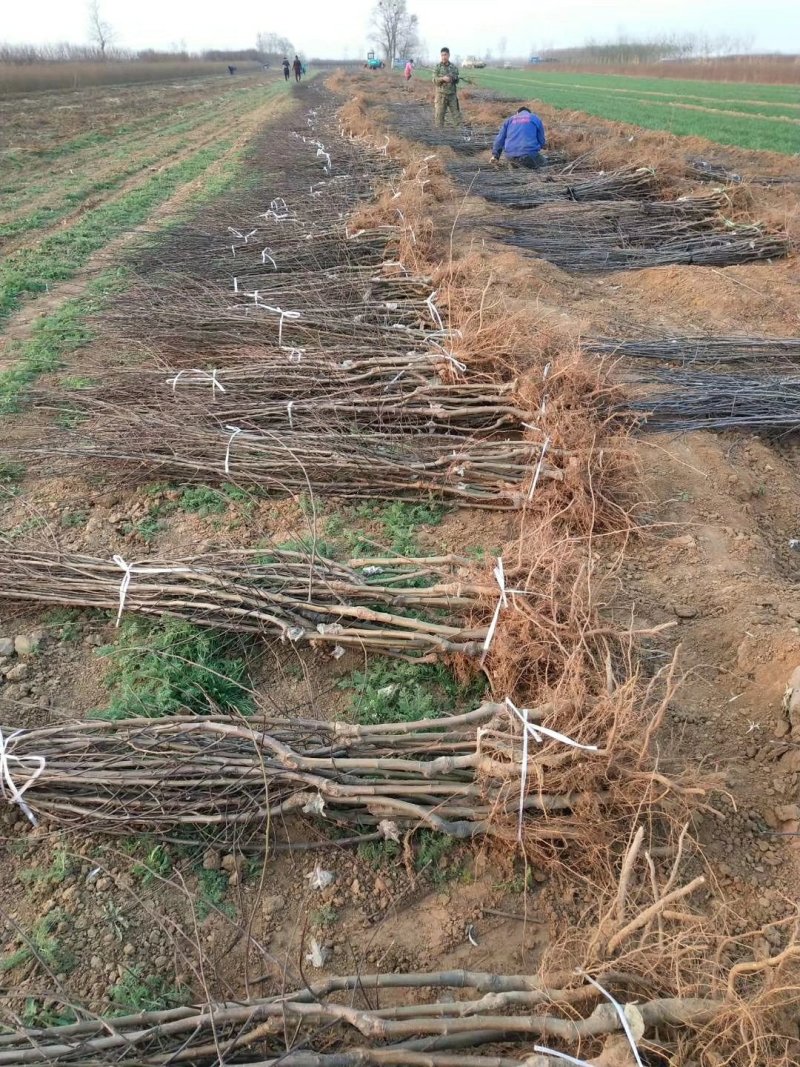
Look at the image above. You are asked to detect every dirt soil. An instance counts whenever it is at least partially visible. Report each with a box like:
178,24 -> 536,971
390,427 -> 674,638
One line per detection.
0,71 -> 799,1043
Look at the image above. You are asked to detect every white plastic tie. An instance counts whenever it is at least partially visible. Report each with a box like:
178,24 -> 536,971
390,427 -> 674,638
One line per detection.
527,436 -> 551,501
426,291 -> 444,331
113,554 -> 135,627
518,705 -> 529,843
506,698 -> 599,753
286,400 -> 295,429
261,249 -> 277,270
224,425 -> 244,474
261,304 -> 301,347
427,338 -> 466,372
233,277 -> 238,293
480,557 -> 507,663
579,973 -> 645,1067
227,227 -> 244,238
112,555 -> 192,628
0,728 -> 45,827
166,369 -> 226,396
532,1047 -> 593,1066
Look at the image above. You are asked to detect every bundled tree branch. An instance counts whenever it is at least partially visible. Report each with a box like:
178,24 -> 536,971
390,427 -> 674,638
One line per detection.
625,368 -> 800,433
0,547 -> 489,654
586,335 -> 800,367
0,700 -> 617,840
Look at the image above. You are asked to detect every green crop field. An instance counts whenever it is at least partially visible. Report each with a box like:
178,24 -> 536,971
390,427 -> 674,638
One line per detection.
470,69 -> 800,154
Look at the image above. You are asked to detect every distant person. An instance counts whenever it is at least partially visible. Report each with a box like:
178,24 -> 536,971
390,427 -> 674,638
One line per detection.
227,65 -> 236,76
404,58 -> 414,82
301,62 -> 307,75
490,106 -> 546,168
292,55 -> 302,82
282,57 -> 290,81
432,47 -> 460,127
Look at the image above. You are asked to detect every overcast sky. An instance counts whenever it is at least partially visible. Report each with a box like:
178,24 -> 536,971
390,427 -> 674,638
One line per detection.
4,0 -> 799,57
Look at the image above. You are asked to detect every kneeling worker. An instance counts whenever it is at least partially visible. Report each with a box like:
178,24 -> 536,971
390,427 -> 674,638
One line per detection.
490,106 -> 546,168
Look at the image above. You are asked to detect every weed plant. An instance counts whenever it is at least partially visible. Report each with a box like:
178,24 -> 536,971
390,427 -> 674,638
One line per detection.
96,618 -> 254,719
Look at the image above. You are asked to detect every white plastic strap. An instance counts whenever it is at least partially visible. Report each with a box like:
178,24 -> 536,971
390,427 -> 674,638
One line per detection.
112,555 -> 193,628
518,705 -> 529,843
533,1047 -> 593,1067
580,973 -> 645,1067
261,305 -> 301,347
0,728 -> 45,827
286,400 -> 295,429
480,557 -> 507,663
527,436 -> 551,501
244,229 -> 257,243
427,339 -> 467,373
166,369 -> 226,396
224,425 -> 244,474
227,227 -> 244,238
113,553 -> 134,627
261,249 -> 277,270
233,277 -> 238,293
505,698 -> 599,753
426,291 -> 444,331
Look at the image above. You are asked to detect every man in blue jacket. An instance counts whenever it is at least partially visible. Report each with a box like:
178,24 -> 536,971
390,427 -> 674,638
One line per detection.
490,106 -> 546,168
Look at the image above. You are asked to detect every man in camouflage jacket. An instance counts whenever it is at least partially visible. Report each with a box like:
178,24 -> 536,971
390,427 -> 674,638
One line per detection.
432,47 -> 461,127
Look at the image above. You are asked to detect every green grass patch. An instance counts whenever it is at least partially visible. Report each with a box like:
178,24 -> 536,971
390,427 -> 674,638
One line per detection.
19,845 -> 77,888
111,967 -> 189,1014
46,608 -> 83,642
95,617 -> 254,719
311,905 -> 338,927
0,460 -> 25,492
0,270 -> 123,414
0,140 -> 236,326
472,69 -> 800,153
132,844 -> 173,886
0,911 -> 74,976
196,869 -> 232,920
358,839 -> 400,867
178,485 -> 229,516
60,508 -> 89,528
126,484 -> 258,543
20,999 -> 77,1029
415,830 -> 460,885
325,499 -> 449,559
340,658 -> 485,726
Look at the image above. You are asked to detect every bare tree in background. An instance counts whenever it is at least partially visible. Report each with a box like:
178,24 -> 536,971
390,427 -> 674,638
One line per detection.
256,31 -> 295,63
87,0 -> 115,58
369,0 -> 419,64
